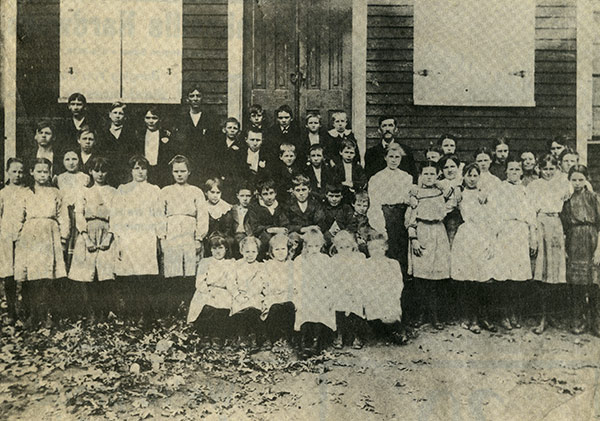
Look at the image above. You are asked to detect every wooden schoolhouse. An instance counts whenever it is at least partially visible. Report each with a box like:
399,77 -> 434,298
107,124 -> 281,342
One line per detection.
1,0 -> 599,186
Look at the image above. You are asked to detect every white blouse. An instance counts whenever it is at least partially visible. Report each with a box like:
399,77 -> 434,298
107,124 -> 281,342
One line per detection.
367,167 -> 413,234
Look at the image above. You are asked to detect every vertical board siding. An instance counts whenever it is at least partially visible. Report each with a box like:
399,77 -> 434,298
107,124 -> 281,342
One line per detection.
366,0 -> 577,165
16,0 -> 228,154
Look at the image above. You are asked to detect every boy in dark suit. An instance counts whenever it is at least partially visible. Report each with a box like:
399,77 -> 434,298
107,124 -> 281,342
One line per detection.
324,110 -> 358,163
241,129 -> 270,186
246,179 -> 289,258
286,174 -> 326,234
305,143 -> 333,202
265,105 -> 302,163
174,86 -> 218,184
331,139 -> 367,203
226,182 -> 254,257
212,117 -> 245,201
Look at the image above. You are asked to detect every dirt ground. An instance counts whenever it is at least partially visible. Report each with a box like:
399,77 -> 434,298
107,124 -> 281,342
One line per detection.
1,317 -> 599,421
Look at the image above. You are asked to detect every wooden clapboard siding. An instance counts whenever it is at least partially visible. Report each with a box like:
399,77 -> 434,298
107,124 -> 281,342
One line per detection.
366,0 -> 577,165
588,4 -> 600,188
15,0 -> 228,153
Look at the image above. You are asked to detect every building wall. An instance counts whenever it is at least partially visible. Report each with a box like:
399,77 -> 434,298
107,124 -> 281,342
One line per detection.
366,0 -> 577,164
15,0 -> 228,151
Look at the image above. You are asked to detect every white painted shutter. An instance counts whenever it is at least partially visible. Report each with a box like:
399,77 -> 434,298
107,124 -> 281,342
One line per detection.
413,0 -> 535,107
59,0 -> 121,102
121,0 -> 182,103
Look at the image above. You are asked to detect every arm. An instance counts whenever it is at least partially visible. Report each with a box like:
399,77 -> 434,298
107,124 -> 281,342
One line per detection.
367,176 -> 387,234
57,191 -> 70,241
195,190 -> 209,241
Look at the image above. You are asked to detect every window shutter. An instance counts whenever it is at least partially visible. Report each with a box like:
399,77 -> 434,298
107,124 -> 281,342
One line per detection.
413,0 -> 535,107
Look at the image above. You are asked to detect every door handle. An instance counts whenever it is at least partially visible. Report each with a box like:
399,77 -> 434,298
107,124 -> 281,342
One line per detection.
290,71 -> 305,85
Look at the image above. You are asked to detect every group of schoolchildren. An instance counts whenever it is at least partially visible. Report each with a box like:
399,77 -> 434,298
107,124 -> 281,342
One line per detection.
1,88 -> 599,358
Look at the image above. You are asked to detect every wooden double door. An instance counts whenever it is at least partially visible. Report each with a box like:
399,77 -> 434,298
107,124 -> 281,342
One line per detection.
243,0 -> 352,128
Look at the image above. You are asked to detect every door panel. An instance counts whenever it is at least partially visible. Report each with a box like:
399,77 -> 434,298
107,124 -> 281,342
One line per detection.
244,0 -> 298,121
243,0 -> 352,127
299,0 -> 352,128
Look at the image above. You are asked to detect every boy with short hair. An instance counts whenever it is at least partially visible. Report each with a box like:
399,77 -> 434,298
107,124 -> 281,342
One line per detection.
248,104 -> 265,132
212,117 -> 244,200
242,129 -> 269,184
286,175 -> 326,234
272,142 -> 301,202
305,143 -> 333,200
246,179 -> 290,256
339,190 -> 373,255
322,183 -> 354,245
325,111 -> 358,161
299,113 -> 326,164
226,182 -> 254,257
265,105 -> 302,162
331,139 -> 367,203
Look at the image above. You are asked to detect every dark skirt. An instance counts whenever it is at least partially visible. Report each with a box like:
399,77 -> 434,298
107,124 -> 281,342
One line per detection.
382,204 -> 409,276
566,224 -> 599,285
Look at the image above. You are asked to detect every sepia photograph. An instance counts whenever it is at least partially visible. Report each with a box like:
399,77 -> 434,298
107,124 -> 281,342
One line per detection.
1,0 -> 599,419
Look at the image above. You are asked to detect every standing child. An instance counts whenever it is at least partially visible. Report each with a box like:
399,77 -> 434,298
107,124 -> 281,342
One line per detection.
305,144 -> 333,201
561,165 -> 600,336
272,143 -> 301,202
75,128 -> 99,171
0,159 -> 29,324
367,143 -> 414,275
15,158 -> 69,328
451,163 -> 496,334
520,151 -> 539,187
159,155 -> 208,316
242,129 -> 269,185
68,157 -> 116,322
331,139 -> 367,203
406,161 -> 452,329
330,231 -> 368,349
56,150 -> 90,271
548,135 -> 567,160
293,227 -> 335,357
437,154 -> 463,245
325,111 -> 359,163
137,107 -> 175,187
527,154 -> 570,334
261,234 -> 296,347
364,234 -> 406,344
230,236 -> 265,348
474,147 -> 501,193
203,178 -> 233,255
212,117 -> 244,201
300,113 -> 325,164
338,190 -> 372,255
247,104 -> 265,134
425,145 -> 442,163
489,157 -> 537,330
187,234 -> 235,347
111,156 -> 161,324
226,183 -> 253,258
489,138 -> 510,180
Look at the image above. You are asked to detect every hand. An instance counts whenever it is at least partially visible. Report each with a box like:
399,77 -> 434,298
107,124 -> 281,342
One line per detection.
411,239 -> 425,257
477,190 -> 488,205
409,196 -> 418,209
593,248 -> 600,265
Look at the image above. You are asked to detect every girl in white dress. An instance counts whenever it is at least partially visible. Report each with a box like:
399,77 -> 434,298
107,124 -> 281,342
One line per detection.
111,155 -> 161,323
489,157 -> 537,330
293,227 -> 334,357
68,157 -> 116,320
230,236 -> 265,348
159,155 -> 208,315
15,158 -> 69,328
527,154 -> 570,334
187,234 -> 235,347
261,234 -> 295,347
451,163 -> 496,334
364,234 -> 406,344
0,158 -> 29,323
406,161 -> 452,330
56,150 -> 90,271
473,147 -> 501,194
330,230 -> 367,349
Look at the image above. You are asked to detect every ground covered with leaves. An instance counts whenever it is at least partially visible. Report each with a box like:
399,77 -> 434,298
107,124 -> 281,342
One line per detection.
1,316 -> 599,420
